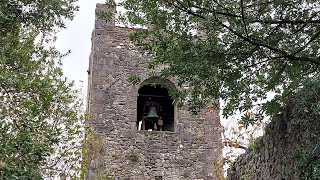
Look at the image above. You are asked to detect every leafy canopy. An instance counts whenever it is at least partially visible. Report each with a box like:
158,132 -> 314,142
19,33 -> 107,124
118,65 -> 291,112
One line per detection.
0,0 -> 82,179
106,0 -> 320,124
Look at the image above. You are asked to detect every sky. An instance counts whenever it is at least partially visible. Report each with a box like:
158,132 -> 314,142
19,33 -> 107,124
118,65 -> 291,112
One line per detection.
56,0 -> 105,93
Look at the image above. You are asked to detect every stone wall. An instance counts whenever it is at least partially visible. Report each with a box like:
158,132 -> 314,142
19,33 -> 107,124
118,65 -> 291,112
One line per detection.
227,112 -> 309,180
86,4 -> 222,180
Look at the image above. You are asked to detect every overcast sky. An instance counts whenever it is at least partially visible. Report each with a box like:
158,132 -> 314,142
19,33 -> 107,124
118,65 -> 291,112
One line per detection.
56,0 -> 105,93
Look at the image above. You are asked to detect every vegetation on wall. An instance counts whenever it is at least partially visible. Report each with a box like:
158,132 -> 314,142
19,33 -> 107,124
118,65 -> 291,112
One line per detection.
227,76 -> 320,179
0,0 -> 83,179
81,126 -> 114,180
289,77 -> 320,179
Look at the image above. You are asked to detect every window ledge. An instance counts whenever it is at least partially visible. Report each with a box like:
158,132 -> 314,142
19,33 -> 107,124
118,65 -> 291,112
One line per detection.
136,130 -> 177,134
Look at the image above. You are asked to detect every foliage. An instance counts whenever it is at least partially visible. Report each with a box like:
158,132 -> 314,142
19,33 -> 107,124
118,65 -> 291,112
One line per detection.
0,0 -> 83,179
81,126 -> 114,180
213,159 -> 230,180
289,76 -> 320,179
128,74 -> 141,85
240,168 -> 253,180
248,136 -> 262,152
221,119 -> 263,152
127,151 -> 139,164
106,0 -> 320,123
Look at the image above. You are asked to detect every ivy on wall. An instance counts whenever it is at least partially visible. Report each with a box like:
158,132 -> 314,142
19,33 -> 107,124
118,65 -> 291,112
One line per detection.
289,76 -> 320,179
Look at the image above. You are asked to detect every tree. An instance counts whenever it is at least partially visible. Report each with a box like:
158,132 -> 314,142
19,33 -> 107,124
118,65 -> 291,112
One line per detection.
106,0 -> 320,125
0,0 -> 83,179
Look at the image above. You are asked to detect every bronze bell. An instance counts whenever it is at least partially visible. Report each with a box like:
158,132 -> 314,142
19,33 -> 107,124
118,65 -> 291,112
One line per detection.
146,106 -> 159,122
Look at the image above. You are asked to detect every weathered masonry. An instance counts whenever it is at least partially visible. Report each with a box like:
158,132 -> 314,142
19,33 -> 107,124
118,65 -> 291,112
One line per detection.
86,4 -> 222,180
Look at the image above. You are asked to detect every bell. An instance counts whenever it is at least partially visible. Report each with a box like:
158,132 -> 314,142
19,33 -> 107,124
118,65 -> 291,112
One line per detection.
146,107 -> 159,122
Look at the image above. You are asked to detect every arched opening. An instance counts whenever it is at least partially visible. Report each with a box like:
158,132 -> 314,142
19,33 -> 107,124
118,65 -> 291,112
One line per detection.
137,79 -> 175,132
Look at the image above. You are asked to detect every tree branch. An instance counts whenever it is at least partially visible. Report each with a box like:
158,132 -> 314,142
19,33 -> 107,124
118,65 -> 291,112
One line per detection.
164,0 -> 320,65
168,0 -> 241,19
250,19 -> 320,24
240,0 -> 249,36
291,12 -> 319,35
291,29 -> 320,56
192,4 -> 241,18
220,22 -> 320,65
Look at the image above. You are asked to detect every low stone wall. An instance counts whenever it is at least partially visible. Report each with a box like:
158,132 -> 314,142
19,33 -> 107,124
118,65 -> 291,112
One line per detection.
227,114 -> 300,180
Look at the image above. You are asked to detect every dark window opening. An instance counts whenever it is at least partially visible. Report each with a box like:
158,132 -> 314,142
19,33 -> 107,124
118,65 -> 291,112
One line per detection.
137,84 -> 174,132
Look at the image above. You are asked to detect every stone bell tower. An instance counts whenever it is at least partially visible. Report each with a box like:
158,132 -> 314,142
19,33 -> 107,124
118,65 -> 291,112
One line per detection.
86,4 -> 222,180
